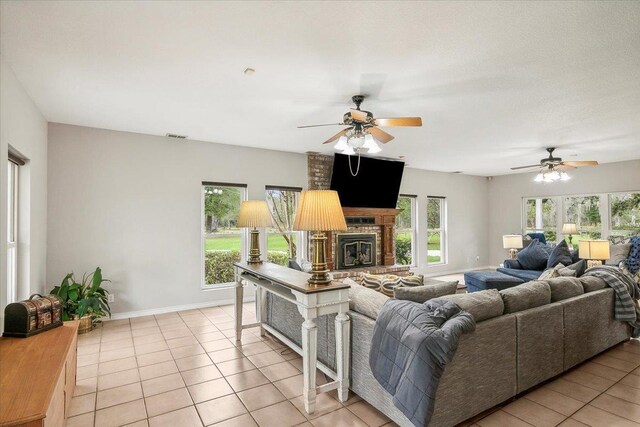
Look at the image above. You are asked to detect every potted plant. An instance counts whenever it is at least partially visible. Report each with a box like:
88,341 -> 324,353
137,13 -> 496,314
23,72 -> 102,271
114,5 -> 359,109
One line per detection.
50,267 -> 111,333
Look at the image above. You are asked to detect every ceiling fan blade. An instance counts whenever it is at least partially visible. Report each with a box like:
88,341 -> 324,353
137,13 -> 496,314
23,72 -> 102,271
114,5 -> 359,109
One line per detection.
322,128 -> 350,144
350,109 -> 369,122
510,164 -> 542,170
368,127 -> 395,144
561,160 -> 599,167
298,123 -> 345,128
374,117 -> 422,127
556,164 -> 576,171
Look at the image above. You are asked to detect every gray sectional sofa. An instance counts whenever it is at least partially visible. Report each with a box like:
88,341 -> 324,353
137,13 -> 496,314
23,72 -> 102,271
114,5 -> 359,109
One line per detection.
264,275 -> 631,427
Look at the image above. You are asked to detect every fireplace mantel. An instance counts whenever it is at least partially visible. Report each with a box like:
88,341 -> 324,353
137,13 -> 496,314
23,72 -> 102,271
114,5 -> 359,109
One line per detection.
325,207 -> 402,271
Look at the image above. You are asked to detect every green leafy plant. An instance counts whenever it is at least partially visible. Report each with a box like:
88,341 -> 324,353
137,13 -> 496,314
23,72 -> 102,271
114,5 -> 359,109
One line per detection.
50,267 -> 111,323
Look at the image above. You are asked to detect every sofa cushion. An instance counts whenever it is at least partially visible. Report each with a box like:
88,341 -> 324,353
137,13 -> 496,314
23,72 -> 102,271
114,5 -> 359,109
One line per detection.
558,260 -> 587,278
547,241 -> 573,268
399,275 -> 423,287
393,280 -> 458,303
545,276 -> 584,302
606,243 -> 631,266
433,289 -> 505,322
580,276 -> 607,293
464,271 -> 524,293
346,278 -> 388,319
503,259 -> 522,269
516,239 -> 549,270
538,264 -> 565,280
499,281 -> 551,314
497,268 -> 542,282
527,233 -> 547,244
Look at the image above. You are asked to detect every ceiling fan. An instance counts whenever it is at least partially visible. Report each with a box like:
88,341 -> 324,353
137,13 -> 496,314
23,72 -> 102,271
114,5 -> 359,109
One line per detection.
297,95 -> 422,155
511,147 -> 598,182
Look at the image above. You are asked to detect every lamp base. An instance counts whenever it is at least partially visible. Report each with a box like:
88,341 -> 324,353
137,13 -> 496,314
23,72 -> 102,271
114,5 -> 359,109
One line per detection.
587,259 -> 603,269
247,228 -> 262,264
508,248 -> 518,259
309,232 -> 331,285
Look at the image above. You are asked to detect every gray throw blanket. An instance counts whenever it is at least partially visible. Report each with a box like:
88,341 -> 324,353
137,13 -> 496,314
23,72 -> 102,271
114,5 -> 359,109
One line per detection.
583,265 -> 640,337
369,299 -> 476,427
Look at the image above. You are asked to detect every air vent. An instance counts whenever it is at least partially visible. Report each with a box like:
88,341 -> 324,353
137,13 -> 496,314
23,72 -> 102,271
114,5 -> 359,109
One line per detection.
166,133 -> 187,139
451,171 -> 463,174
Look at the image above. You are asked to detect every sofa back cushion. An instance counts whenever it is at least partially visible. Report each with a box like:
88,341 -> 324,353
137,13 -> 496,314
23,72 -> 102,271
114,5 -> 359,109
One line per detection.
393,281 -> 458,303
546,276 -> 584,302
517,239 -> 549,270
547,241 -> 573,268
347,279 -> 389,319
433,289 -> 504,322
499,281 -> 551,314
559,260 -> 587,278
580,276 -> 607,293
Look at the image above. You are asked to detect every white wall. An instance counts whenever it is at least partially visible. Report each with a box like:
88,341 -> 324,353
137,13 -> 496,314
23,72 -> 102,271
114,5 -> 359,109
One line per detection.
488,159 -> 640,265
400,168 -> 490,276
47,124 -> 308,316
0,56 -> 48,326
47,123 -> 492,316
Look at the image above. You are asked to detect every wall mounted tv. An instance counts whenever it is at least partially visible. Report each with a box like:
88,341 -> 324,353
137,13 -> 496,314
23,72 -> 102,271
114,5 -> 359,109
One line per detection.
330,153 -> 405,209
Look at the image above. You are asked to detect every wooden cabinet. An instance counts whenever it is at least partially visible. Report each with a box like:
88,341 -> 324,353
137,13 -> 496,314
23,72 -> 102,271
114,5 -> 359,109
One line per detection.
0,321 -> 78,427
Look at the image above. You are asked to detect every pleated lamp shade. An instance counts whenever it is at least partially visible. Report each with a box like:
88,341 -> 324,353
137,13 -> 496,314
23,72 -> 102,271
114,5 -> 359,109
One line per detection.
293,190 -> 347,231
237,200 -> 273,228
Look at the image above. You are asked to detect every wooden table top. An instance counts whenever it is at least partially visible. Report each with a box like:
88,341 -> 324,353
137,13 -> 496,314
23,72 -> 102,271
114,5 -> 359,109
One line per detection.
0,321 -> 78,426
235,262 -> 350,294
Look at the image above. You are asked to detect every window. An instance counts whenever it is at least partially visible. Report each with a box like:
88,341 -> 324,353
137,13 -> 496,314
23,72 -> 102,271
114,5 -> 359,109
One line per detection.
7,160 -> 18,303
395,195 -> 416,266
524,197 -> 558,242
265,186 -> 303,266
427,196 -> 446,264
202,182 -> 246,286
610,192 -> 640,237
563,196 -> 602,244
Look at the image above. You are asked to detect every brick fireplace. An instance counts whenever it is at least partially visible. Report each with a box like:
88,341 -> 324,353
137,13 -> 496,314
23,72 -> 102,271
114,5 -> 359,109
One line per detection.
307,153 -> 410,278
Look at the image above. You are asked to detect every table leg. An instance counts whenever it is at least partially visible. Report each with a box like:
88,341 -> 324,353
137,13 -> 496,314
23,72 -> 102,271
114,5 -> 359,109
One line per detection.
335,312 -> 350,402
234,274 -> 244,342
255,286 -> 265,337
302,317 -> 318,414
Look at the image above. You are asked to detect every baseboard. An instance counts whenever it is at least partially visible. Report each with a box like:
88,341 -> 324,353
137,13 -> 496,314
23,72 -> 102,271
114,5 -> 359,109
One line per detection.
108,295 -> 256,320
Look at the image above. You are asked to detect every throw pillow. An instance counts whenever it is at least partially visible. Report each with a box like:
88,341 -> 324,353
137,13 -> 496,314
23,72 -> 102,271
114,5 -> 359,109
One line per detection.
546,277 -> 584,302
300,260 -> 312,273
570,249 -> 581,264
361,274 -> 400,295
499,281 -> 551,314
516,239 -> 549,271
558,259 -> 586,277
538,263 -> 564,280
433,289 -> 504,322
547,241 -> 573,268
393,280 -> 458,303
399,275 -> 423,287
606,243 -> 631,266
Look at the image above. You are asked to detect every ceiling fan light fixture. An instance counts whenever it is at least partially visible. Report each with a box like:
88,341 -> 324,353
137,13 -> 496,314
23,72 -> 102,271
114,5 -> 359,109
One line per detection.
560,171 -> 571,181
534,172 -> 544,182
362,134 -> 382,154
342,145 -> 355,155
334,136 -> 348,152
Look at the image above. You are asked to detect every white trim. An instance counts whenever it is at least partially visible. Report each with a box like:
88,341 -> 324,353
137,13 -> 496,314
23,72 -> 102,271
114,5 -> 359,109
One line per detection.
108,295 -> 256,320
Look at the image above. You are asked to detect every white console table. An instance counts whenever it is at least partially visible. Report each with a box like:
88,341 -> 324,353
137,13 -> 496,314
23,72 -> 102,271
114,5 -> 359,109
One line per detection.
233,261 -> 351,414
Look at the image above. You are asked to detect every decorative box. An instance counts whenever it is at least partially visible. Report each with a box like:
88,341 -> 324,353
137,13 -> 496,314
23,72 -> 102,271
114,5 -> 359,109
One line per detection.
3,294 -> 64,338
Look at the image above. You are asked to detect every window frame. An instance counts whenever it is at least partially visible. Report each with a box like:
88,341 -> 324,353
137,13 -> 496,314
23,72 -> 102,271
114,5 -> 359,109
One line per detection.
7,159 -> 18,304
264,185 -> 305,266
608,191 -> 640,238
201,182 -> 247,289
395,194 -> 417,267
426,196 -> 447,265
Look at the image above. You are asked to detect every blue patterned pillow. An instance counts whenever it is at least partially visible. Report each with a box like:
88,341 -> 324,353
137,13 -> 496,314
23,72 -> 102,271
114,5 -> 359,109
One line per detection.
547,241 -> 573,268
517,239 -> 549,270
624,237 -> 640,274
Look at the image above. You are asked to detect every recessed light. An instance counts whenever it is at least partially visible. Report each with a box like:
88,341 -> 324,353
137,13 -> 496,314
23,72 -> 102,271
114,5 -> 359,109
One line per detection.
166,133 -> 187,139
398,155 -> 405,159
244,68 -> 255,75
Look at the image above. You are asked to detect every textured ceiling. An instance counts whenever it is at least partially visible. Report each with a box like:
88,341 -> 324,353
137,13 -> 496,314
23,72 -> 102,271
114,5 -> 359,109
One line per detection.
1,1 -> 639,175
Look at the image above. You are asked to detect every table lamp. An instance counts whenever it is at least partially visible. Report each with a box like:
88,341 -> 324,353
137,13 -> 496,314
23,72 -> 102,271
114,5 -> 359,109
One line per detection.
293,190 -> 347,285
237,200 -> 273,264
579,240 -> 610,268
562,223 -> 578,246
502,235 -> 523,259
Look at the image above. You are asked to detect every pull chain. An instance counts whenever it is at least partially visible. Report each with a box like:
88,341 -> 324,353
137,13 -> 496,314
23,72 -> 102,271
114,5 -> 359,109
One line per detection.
348,152 -> 361,176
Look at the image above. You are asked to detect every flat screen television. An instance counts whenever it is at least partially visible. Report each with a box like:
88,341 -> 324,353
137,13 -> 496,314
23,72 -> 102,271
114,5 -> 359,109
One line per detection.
330,153 -> 405,208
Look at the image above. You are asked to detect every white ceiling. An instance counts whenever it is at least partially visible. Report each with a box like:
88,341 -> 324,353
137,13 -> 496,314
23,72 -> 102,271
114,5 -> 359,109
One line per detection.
1,1 -> 640,175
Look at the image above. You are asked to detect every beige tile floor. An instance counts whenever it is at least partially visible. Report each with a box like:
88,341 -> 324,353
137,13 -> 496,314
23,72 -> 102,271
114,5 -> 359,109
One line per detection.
67,301 -> 640,427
